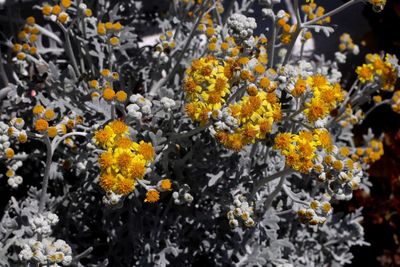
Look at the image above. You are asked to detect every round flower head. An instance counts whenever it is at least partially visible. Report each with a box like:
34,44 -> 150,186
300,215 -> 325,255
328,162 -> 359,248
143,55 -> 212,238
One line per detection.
35,119 -> 49,132
145,189 -> 160,203
103,88 -> 116,101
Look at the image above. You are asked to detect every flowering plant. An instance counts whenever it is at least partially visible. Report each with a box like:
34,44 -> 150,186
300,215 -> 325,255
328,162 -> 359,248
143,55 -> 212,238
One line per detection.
0,0 -> 398,266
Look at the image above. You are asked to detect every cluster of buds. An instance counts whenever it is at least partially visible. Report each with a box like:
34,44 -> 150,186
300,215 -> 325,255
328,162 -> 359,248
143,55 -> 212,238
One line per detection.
352,139 -> 384,165
31,105 -> 69,138
156,31 -> 176,55
126,94 -> 153,120
102,191 -> 123,206
172,184 -> 194,205
301,2 -> 331,25
338,106 -> 364,127
143,179 -> 173,203
97,21 -> 123,46
276,10 -> 298,45
227,195 -> 255,228
159,97 -> 176,111
89,70 -> 127,103
19,238 -> 72,266
6,161 -> 24,188
338,33 -> 359,55
7,118 -> 28,143
42,0 -> 75,24
29,212 -> 59,236
297,195 -> 332,225
227,13 -> 257,44
13,16 -> 40,60
314,145 -> 364,201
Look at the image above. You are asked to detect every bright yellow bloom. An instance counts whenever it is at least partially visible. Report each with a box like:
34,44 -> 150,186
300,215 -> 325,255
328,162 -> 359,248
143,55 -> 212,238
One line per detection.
145,189 -> 160,203
356,64 -> 374,83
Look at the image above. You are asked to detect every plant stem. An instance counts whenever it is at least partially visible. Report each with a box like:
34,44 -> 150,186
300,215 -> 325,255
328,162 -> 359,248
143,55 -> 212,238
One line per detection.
168,122 -> 211,141
52,132 -> 88,153
269,20 -> 277,68
362,100 -> 391,119
303,0 -> 361,27
251,167 -> 293,199
282,28 -> 302,65
264,175 -> 286,211
282,184 -> 309,205
38,136 -> 53,213
60,25 -> 81,77
0,49 -> 9,86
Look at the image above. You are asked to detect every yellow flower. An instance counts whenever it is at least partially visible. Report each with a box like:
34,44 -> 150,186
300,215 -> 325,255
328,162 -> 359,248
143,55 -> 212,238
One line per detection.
97,23 -> 106,35
356,64 -> 374,83
115,91 -> 127,102
61,0 -> 72,8
113,22 -> 123,31
99,150 -> 114,170
47,126 -> 58,138
52,5 -> 62,15
110,37 -> 120,46
103,88 -> 116,101
304,98 -> 329,122
109,120 -> 128,135
44,109 -> 56,121
33,104 -> 45,115
144,189 -> 160,203
5,148 -> 14,159
57,12 -> 69,24
100,172 -> 117,192
42,5 -> 52,16
136,141 -> 155,162
26,16 -> 35,26
35,119 -> 49,132
94,126 -> 115,148
116,177 -> 135,195
159,179 -> 172,191
129,156 -> 146,179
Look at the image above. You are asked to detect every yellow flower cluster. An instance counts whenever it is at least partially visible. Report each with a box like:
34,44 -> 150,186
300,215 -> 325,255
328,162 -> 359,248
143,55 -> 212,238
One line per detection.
299,75 -> 345,123
184,56 -> 232,124
97,21 -> 123,46
301,2 -> 331,25
94,120 -> 155,196
31,105 -> 71,138
274,129 -> 332,173
356,54 -> 398,91
42,0 -> 85,24
13,17 -> 40,60
156,31 -> 176,54
352,139 -> 384,164
183,50 -> 281,150
218,90 -> 281,151
89,70 -> 127,102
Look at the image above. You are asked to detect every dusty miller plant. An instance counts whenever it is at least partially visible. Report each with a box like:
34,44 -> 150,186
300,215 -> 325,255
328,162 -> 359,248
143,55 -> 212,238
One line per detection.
0,0 -> 398,266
